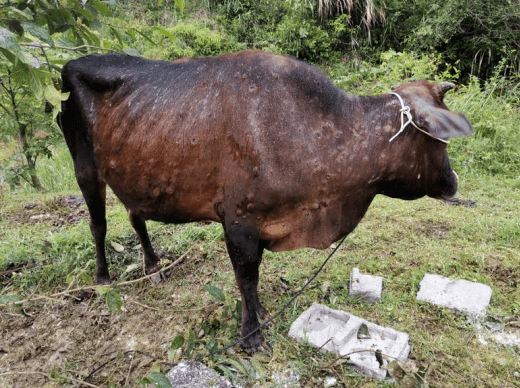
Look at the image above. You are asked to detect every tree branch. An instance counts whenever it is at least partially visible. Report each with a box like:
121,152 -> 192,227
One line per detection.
0,101 -> 14,118
21,42 -> 114,53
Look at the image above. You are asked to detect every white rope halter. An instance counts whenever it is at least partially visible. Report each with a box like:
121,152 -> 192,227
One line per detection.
389,92 -> 449,144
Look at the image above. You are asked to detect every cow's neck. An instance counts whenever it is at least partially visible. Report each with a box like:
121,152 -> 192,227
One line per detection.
337,93 -> 429,199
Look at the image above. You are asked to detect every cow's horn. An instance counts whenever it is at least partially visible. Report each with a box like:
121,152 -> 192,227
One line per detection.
435,82 -> 455,98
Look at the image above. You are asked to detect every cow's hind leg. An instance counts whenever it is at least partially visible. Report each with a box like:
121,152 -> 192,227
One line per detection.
127,211 -> 161,277
75,164 -> 110,284
224,223 -> 268,352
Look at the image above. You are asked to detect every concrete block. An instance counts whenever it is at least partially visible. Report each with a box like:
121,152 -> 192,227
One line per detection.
349,268 -> 383,303
289,304 -> 410,380
416,274 -> 492,316
167,361 -> 233,388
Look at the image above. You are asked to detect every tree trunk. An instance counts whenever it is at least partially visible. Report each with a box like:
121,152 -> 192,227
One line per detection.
19,123 -> 45,192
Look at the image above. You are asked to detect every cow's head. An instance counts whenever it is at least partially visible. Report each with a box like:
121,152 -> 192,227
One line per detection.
382,80 -> 473,201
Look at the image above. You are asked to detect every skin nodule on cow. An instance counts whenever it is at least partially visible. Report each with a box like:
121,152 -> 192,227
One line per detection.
58,50 -> 473,352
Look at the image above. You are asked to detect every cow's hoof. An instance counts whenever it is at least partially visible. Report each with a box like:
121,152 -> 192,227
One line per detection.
145,265 -> 166,284
240,332 -> 266,354
95,275 -> 111,285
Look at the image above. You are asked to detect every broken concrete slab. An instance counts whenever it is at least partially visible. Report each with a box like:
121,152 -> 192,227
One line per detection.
167,361 -> 233,388
416,274 -> 492,316
349,267 -> 383,303
289,303 -> 410,380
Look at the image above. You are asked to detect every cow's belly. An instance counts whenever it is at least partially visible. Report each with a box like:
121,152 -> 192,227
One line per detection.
258,198 -> 348,251
103,169 -> 222,224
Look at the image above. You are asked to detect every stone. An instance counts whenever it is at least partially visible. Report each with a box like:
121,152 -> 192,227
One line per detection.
167,361 -> 233,388
349,267 -> 383,303
289,304 -> 410,380
416,274 -> 492,316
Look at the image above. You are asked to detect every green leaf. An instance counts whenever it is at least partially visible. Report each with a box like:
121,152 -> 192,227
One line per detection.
21,22 -> 54,47
132,29 -> 156,45
122,48 -> 139,56
43,86 -> 69,107
220,358 -> 248,375
78,24 -> 100,47
6,20 -> 24,36
79,273 -> 94,285
251,354 -> 268,378
186,329 -> 195,357
28,69 -> 43,100
146,372 -> 173,388
252,352 -> 271,363
15,49 -> 34,66
106,289 -> 123,311
111,27 -> 124,48
234,300 -> 242,320
170,335 -> 185,350
96,285 -> 110,295
0,294 -> 23,304
75,8 -> 95,24
45,9 -> 75,33
204,284 -> 226,303
7,6 -> 34,21
174,0 -> 185,13
0,28 -> 20,51
90,0 -> 113,17
0,47 -> 17,63
155,27 -> 176,42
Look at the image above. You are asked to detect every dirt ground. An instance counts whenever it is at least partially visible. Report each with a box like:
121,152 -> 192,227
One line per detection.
0,263 -> 220,387
0,195 -> 227,387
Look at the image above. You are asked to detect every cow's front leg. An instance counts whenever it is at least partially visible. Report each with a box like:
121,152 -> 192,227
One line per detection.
224,224 -> 267,352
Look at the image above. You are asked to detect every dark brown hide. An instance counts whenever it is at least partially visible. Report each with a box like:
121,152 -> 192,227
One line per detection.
59,51 -> 472,351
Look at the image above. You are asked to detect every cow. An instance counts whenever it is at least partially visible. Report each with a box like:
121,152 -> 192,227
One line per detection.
58,50 -> 472,352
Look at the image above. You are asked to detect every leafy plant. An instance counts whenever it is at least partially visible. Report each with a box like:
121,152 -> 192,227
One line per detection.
159,22 -> 238,61
448,72 -> 520,177
0,1 -> 102,191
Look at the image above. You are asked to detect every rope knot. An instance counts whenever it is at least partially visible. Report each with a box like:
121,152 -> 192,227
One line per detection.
400,106 -> 411,115
389,92 -> 449,144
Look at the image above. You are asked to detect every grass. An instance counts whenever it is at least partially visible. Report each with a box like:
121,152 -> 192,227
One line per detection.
1,138 -> 519,387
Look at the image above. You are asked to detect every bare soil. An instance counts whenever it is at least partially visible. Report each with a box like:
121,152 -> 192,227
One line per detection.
0,263 -> 221,387
0,196 -> 230,387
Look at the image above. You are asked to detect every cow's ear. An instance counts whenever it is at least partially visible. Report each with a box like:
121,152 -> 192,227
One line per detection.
422,108 -> 473,140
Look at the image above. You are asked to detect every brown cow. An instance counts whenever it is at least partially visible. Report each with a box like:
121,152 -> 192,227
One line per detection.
59,50 -> 472,351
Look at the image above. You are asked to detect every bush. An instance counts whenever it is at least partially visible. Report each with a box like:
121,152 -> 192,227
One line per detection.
215,0 -> 357,64
157,23 -> 241,60
448,74 -> 520,178
330,50 -> 456,95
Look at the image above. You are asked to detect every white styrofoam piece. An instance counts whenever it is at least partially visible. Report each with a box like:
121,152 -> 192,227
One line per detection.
289,304 -> 410,380
416,274 -> 492,316
349,267 -> 383,303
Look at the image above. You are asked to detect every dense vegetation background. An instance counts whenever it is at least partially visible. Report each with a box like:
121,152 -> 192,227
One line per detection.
1,0 -> 519,187
1,1 -> 519,387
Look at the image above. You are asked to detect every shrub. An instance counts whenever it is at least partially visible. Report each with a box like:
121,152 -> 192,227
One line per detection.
448,74 -> 520,178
